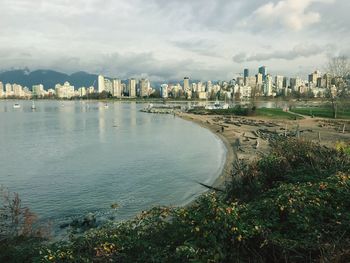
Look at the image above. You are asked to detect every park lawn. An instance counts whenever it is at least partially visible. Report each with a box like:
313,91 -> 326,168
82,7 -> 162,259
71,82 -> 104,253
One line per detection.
291,107 -> 350,119
255,108 -> 303,120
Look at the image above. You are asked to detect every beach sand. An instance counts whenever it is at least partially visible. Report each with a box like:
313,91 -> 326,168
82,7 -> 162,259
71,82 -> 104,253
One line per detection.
177,112 -> 350,190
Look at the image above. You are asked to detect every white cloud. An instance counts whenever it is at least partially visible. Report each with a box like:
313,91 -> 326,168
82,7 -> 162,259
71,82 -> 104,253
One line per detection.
241,0 -> 335,31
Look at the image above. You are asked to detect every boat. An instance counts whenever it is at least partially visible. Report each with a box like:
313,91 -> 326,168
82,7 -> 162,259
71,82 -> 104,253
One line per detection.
13,103 -> 21,109
31,101 -> 36,110
104,103 -> 109,109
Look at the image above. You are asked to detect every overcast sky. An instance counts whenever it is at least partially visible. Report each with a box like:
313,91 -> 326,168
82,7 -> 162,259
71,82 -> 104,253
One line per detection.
0,0 -> 349,80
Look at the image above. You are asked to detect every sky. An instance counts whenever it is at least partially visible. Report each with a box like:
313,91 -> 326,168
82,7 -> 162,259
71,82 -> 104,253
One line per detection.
0,0 -> 349,81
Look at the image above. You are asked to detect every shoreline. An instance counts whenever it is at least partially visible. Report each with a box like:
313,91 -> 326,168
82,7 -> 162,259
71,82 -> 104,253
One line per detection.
176,112 -> 235,191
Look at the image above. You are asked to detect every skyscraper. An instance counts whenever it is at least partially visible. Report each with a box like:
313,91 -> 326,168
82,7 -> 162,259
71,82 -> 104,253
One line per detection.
128,78 -> 137,97
98,75 -> 105,93
243,68 -> 249,78
112,79 -> 122,98
184,77 -> 190,91
258,66 -> 267,80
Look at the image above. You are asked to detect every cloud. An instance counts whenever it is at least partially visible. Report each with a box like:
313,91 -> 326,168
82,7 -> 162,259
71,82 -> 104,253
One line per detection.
232,43 -> 331,63
240,0 -> 335,31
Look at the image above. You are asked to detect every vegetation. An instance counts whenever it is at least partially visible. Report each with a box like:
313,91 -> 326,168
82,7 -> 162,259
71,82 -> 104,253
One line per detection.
291,106 -> 350,119
189,106 -> 302,120
1,139 -> 350,262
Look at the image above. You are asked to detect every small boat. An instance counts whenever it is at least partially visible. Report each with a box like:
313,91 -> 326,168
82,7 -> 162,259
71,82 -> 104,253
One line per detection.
31,101 -> 36,110
13,103 -> 21,109
104,103 -> 109,109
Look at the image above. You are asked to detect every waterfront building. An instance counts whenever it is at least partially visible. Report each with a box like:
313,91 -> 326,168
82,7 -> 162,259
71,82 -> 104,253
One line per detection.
5,83 -> 13,97
184,77 -> 190,91
290,77 -> 302,92
275,75 -> 284,95
78,87 -> 87,97
139,78 -> 150,97
55,81 -> 75,98
32,84 -> 45,97
264,74 -> 273,96
240,86 -> 252,98
128,78 -> 137,97
160,84 -> 168,98
0,82 -> 3,98
98,75 -> 105,93
198,92 -> 207,100
283,77 -> 289,88
112,79 -> 122,98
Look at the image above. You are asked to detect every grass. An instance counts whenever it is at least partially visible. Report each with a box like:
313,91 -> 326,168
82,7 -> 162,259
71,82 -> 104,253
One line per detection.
255,108 -> 303,120
291,107 -> 350,119
189,106 -> 303,120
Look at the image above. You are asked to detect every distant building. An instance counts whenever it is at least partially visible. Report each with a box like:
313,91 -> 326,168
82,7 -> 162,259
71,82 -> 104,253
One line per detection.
5,83 -> 13,97
0,82 -> 3,98
258,66 -> 267,80
32,84 -> 45,97
128,78 -> 137,97
160,84 -> 168,98
184,77 -> 190,91
290,77 -> 302,92
139,79 -> 150,97
55,81 -> 75,98
264,74 -> 273,96
275,75 -> 284,94
98,75 -> 105,93
243,68 -> 249,78
256,73 -> 263,86
112,79 -> 122,98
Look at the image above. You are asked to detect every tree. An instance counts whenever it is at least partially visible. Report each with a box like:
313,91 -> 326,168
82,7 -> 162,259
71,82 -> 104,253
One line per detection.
326,56 -> 350,118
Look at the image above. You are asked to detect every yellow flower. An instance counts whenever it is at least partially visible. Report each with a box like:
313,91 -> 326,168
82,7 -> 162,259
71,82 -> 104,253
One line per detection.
237,235 -> 242,242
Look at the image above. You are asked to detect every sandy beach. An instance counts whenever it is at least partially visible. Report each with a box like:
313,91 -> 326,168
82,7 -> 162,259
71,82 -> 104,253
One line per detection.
177,112 -> 350,189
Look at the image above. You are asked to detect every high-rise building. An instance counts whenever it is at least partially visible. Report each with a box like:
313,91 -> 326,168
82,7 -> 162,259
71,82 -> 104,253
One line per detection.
283,77 -> 289,88
275,75 -> 284,94
256,73 -> 263,85
264,74 -> 273,96
243,68 -> 249,78
128,78 -> 137,97
139,79 -> 150,97
55,82 -> 75,98
258,66 -> 267,80
160,84 -> 168,98
98,75 -> 105,93
5,83 -> 13,97
0,82 -> 3,98
112,79 -> 122,98
32,84 -> 45,97
184,77 -> 190,91
290,77 -> 302,92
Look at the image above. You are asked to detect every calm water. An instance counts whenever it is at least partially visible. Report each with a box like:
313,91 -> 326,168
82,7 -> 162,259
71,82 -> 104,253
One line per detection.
0,100 -> 225,227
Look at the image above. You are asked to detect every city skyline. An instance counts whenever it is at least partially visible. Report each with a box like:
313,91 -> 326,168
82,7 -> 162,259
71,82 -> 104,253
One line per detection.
0,0 -> 349,81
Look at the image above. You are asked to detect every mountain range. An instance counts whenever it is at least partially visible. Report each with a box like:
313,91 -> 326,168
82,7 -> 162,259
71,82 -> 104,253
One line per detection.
0,69 -> 99,90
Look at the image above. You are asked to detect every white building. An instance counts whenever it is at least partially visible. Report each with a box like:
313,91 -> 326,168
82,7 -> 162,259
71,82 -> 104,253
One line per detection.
160,84 -> 168,98
55,82 -> 75,98
32,84 -> 45,97
98,75 -> 105,93
128,78 -> 137,97
112,79 -> 122,98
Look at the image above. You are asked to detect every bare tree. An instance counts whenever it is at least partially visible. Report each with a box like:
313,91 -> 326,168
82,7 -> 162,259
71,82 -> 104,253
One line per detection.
326,56 -> 350,118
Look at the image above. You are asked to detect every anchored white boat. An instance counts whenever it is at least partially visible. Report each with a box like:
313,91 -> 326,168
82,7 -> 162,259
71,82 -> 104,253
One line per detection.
13,103 -> 21,109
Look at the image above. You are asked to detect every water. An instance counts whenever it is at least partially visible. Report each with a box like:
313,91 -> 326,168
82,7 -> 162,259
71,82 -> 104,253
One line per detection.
0,100 -> 225,228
